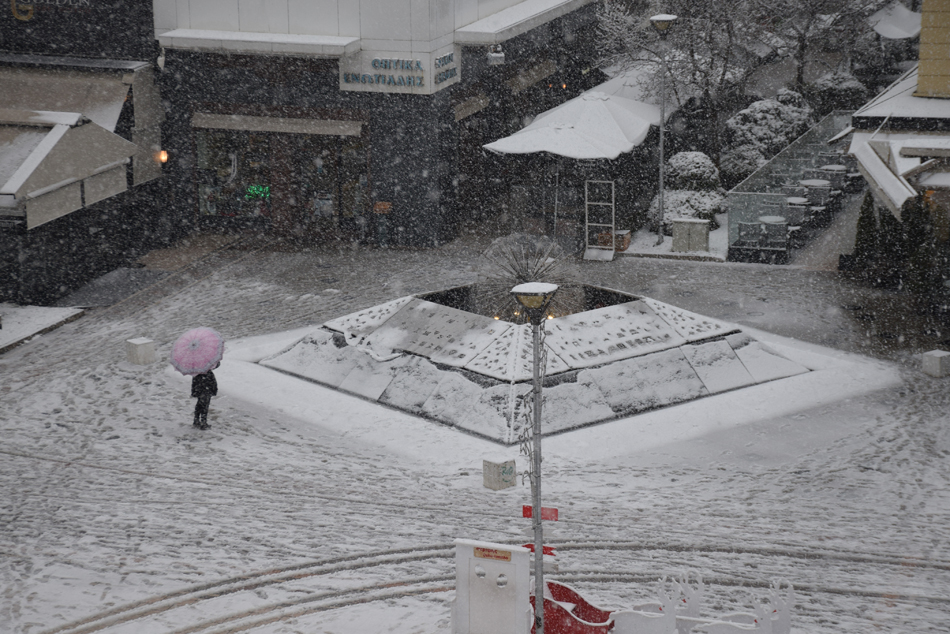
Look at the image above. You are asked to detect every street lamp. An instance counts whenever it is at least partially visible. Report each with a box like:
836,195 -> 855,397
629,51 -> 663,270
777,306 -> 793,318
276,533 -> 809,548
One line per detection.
650,13 -> 677,246
510,281 -> 559,634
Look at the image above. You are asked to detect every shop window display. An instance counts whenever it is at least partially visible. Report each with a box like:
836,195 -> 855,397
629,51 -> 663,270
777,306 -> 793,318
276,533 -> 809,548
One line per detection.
195,128 -> 368,237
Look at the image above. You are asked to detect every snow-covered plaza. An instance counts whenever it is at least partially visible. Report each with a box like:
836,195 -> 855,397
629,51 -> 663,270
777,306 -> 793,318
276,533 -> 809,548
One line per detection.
2,233 -> 950,634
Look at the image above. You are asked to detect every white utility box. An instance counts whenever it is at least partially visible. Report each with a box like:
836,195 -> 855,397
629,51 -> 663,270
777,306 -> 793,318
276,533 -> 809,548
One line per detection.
922,350 -> 950,377
483,459 -> 516,490
671,218 -> 710,253
126,337 -> 156,365
453,539 -> 531,634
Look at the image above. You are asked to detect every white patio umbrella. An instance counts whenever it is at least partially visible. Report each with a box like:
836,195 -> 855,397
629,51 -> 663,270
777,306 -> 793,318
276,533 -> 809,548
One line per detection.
483,91 -> 660,236
483,91 -> 660,160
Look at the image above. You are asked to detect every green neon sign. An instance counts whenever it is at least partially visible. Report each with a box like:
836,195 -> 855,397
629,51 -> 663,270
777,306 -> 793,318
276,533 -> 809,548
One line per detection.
245,185 -> 271,200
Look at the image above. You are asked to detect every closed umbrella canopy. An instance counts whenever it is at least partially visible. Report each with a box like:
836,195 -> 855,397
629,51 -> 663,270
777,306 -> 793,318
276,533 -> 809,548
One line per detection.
483,91 -> 660,160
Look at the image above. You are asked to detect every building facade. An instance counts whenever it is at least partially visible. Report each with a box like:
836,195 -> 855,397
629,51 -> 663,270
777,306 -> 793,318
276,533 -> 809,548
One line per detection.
154,0 -> 603,246
0,0 -> 603,303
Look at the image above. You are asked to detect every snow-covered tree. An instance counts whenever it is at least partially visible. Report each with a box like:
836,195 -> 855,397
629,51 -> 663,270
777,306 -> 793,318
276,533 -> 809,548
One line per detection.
719,90 -> 814,186
749,0 -> 891,88
597,0 -> 769,161
850,24 -> 918,92
804,70 -> 870,117
649,152 -> 725,230
901,194 -> 947,306
853,191 -> 879,267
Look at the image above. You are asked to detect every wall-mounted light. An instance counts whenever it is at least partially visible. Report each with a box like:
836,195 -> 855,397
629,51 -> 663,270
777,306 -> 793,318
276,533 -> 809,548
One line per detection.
157,150 -> 169,164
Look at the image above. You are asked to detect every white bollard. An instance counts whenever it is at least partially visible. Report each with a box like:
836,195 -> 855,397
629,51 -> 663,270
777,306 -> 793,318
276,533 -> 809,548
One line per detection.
126,337 -> 156,365
922,350 -> 950,377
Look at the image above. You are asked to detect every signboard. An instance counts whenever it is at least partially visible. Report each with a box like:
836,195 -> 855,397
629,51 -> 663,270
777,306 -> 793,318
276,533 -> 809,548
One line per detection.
340,45 -> 460,95
522,544 -> 557,556
474,546 -> 512,562
522,505 -> 558,521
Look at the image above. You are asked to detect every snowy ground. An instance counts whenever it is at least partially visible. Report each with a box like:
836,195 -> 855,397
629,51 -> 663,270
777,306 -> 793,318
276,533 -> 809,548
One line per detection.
2,230 -> 950,634
0,304 -> 83,353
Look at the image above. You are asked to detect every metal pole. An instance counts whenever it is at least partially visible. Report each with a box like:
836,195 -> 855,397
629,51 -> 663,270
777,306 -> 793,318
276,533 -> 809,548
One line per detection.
532,320 -> 544,634
553,163 -> 559,241
655,42 -> 666,246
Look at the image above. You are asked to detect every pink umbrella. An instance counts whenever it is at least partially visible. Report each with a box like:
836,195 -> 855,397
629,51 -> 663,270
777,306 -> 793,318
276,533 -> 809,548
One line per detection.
170,327 -> 225,376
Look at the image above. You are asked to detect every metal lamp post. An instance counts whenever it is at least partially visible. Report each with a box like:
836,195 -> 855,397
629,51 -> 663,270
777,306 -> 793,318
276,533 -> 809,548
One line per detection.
650,13 -> 677,246
510,281 -> 559,634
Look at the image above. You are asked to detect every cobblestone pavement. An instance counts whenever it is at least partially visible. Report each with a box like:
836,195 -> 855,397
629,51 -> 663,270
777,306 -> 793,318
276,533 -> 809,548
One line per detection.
3,228 -> 950,634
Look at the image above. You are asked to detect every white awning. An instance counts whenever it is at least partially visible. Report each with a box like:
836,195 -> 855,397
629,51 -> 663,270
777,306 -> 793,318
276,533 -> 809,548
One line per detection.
158,29 -> 360,57
0,66 -> 130,132
0,57 -> 164,187
849,131 -> 919,217
899,137 -> 950,157
191,113 -> 362,136
869,2 -> 921,40
827,126 -> 854,144
0,109 -> 137,230
455,0 -> 594,45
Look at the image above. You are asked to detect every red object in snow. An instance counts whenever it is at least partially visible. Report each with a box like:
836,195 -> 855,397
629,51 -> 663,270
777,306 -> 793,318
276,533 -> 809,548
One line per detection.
546,580 -> 615,625
523,505 -> 559,520
529,581 -> 616,634
522,543 -> 557,556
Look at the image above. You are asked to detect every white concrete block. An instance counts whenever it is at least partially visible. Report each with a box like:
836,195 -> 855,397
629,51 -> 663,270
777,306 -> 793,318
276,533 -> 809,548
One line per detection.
483,459 -> 516,490
126,337 -> 156,365
922,350 -> 950,377
671,220 -> 690,253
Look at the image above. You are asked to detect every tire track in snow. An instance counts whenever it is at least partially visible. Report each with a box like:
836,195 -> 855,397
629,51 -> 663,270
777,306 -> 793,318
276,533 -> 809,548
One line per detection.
39,546 -> 456,634
38,539 -> 950,634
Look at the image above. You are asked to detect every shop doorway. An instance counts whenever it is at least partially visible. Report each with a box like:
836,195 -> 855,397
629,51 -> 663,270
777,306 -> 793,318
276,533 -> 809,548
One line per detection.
195,127 -> 369,239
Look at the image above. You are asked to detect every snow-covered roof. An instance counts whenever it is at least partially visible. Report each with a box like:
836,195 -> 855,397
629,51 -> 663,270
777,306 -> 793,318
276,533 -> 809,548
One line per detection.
455,0 -> 594,45
869,2 -> 921,39
849,131 -> 927,215
853,65 -> 950,122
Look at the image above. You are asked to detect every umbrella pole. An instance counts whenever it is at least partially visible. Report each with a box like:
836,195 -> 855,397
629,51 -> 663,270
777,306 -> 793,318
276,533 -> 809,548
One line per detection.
554,163 -> 559,240
655,48 -> 668,246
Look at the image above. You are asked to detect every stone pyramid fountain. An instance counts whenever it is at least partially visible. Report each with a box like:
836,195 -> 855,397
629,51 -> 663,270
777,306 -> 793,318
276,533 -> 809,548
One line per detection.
260,283 -> 808,445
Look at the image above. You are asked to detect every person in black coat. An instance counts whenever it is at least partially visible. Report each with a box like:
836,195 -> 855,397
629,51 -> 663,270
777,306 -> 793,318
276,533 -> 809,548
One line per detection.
191,363 -> 218,429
